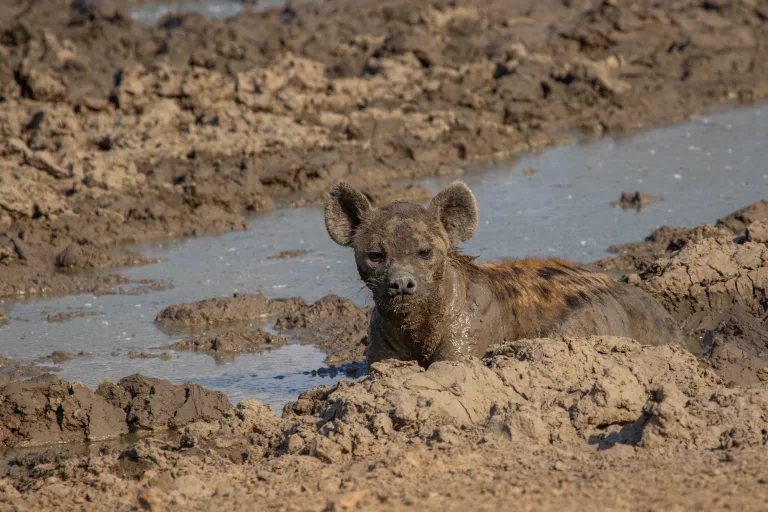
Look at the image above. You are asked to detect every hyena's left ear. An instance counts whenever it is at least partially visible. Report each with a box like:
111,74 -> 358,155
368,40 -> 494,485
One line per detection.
429,181 -> 478,244
324,181 -> 372,247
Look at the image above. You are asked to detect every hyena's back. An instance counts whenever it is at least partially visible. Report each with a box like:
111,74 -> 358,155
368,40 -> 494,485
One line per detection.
474,258 -> 683,346
556,282 -> 684,346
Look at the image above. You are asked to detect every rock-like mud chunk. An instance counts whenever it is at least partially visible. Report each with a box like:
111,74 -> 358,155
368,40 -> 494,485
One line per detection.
0,374 -> 128,448
97,375 -> 232,432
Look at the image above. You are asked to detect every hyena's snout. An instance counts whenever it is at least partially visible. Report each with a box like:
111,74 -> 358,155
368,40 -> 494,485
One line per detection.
388,270 -> 417,296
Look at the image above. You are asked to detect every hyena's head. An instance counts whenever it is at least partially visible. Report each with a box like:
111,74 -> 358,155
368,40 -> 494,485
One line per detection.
324,181 -> 478,312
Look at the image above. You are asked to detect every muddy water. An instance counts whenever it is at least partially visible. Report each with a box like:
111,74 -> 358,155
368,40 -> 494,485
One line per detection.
1,106 -> 766,411
130,0 -> 302,26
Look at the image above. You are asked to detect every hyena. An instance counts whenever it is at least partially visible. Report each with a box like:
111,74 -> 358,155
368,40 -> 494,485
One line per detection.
324,180 -> 683,366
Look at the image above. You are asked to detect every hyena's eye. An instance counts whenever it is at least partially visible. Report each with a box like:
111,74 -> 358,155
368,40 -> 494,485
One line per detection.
418,248 -> 433,259
367,251 -> 385,263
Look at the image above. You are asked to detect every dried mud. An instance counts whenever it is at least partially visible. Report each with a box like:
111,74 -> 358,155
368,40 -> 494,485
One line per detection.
3,0 -> 768,298
4,337 -> 768,510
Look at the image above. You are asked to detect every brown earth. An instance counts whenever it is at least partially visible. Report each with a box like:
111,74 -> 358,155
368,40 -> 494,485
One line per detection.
267,248 -> 312,260
3,337 -> 768,510
0,373 -> 232,450
4,0 -> 768,509
171,329 -> 292,361
3,0 -> 768,299
45,310 -> 98,323
158,293 -> 369,365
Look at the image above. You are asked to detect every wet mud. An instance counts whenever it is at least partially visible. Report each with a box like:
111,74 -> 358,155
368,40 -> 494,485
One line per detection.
158,293 -> 369,365
3,0 -> 768,298
610,191 -> 663,211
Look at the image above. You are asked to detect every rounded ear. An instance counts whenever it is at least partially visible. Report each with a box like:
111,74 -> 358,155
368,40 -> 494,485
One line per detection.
428,181 -> 478,244
324,181 -> 372,247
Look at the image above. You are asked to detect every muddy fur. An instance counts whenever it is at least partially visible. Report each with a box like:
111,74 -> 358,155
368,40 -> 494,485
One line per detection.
325,181 -> 683,366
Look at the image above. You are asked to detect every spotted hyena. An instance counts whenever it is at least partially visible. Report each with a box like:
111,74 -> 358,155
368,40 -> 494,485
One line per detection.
324,180 -> 682,366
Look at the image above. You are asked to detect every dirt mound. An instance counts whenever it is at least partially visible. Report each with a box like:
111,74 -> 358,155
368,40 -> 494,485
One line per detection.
591,200 -> 768,275
5,336 -> 768,510
3,0 -> 768,299
632,234 -> 768,386
0,373 -> 232,450
158,293 -> 370,364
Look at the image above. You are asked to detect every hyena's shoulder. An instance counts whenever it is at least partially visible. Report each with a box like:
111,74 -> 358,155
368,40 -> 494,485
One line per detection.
476,258 -> 616,311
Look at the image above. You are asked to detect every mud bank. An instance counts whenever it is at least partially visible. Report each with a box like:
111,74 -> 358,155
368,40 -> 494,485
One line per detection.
585,201 -> 768,389
3,336 -> 768,510
3,0 -> 768,298
158,293 -> 369,365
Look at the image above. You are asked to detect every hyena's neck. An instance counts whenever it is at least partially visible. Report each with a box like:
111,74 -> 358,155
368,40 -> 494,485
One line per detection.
375,265 -> 467,357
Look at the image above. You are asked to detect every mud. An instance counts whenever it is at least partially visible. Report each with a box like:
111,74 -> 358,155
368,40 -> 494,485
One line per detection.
4,0 -> 768,507
46,350 -> 94,364
3,0 -> 768,299
591,200 -> 768,275
266,248 -> 312,260
171,329 -> 291,360
610,191 -> 662,211
0,373 -> 233,450
127,350 -> 172,360
45,311 -> 98,323
4,336 -> 768,510
157,293 -> 369,365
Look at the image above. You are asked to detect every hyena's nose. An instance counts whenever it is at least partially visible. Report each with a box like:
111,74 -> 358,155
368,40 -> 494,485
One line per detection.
388,272 -> 417,296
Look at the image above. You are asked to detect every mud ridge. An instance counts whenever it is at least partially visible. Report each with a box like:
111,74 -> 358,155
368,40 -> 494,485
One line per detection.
4,336 -> 768,510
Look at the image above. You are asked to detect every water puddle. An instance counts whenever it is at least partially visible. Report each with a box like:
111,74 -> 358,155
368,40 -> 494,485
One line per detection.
1,106 -> 766,411
130,0 -> 307,26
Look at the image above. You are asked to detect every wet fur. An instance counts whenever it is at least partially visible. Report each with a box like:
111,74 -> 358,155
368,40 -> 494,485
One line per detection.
325,181 -> 683,367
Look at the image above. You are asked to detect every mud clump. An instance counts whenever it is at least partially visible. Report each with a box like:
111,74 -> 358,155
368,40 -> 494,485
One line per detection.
0,374 -> 129,449
0,313 -> 6,325
155,293 -> 297,327
273,295 -> 370,365
172,330 -> 291,360
48,351 -> 94,364
46,311 -> 98,323
266,249 -> 312,260
3,0 -> 768,299
0,374 -> 233,450
127,351 -> 172,361
611,191 -> 663,210
158,294 -> 369,365
96,375 -> 232,432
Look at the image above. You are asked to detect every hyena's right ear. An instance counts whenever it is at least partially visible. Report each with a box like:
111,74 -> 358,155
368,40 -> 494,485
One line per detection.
324,181 -> 372,247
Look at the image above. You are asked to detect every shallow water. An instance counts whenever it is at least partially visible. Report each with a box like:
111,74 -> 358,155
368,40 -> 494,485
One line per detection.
130,0 -> 302,26
1,106 -> 766,411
